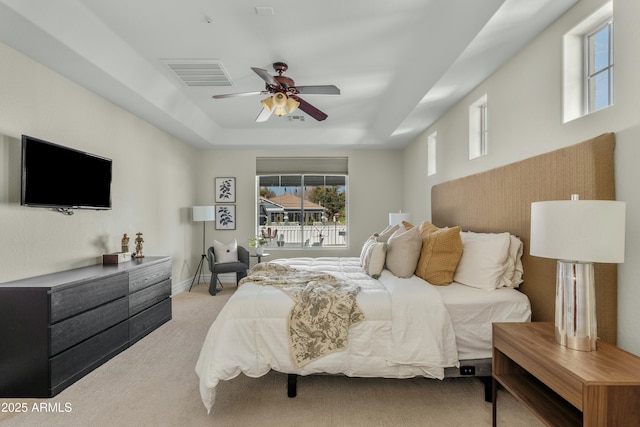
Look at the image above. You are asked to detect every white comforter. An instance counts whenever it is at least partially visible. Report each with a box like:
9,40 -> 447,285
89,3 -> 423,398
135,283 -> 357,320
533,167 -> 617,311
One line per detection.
195,257 -> 459,413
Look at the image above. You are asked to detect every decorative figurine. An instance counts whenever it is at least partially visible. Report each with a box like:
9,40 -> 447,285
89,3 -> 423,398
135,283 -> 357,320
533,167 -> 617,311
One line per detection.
121,233 -> 130,253
134,232 -> 145,258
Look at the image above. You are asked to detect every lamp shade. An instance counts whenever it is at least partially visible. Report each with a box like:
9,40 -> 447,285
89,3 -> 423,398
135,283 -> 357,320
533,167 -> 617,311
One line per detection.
389,212 -> 411,227
530,198 -> 625,263
192,206 -> 215,222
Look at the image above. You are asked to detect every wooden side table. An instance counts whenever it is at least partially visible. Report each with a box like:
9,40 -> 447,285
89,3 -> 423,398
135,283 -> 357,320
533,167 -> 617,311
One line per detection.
492,322 -> 640,426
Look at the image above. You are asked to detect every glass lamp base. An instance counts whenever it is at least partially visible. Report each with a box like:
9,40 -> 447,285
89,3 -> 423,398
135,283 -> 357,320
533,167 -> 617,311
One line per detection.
554,260 -> 597,351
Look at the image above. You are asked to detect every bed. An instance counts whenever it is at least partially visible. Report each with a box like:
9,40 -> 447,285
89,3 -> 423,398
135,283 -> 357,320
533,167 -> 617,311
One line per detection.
195,133 -> 618,413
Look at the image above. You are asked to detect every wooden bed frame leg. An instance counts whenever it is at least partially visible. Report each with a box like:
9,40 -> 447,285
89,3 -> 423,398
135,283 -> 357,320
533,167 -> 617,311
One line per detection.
287,374 -> 297,398
480,376 -> 492,402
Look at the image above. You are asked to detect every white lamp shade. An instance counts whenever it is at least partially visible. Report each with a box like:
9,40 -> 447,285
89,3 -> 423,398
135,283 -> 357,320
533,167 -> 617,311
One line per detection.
530,199 -> 625,263
192,206 -> 215,222
389,212 -> 411,227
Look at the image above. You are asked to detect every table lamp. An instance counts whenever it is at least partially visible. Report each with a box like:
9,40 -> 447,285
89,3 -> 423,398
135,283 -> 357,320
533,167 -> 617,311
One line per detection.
530,195 -> 625,351
389,211 -> 411,227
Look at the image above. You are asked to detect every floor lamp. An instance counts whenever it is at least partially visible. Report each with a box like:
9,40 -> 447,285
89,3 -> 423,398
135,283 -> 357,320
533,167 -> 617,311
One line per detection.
189,206 -> 215,291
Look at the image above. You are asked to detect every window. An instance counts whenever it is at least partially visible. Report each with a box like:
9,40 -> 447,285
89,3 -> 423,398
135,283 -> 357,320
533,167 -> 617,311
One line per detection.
427,131 -> 437,176
585,20 -> 613,113
256,158 -> 348,248
469,94 -> 488,159
563,2 -> 613,122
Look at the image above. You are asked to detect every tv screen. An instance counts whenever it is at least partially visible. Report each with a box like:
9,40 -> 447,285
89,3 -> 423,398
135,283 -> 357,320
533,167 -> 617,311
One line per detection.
21,135 -> 112,210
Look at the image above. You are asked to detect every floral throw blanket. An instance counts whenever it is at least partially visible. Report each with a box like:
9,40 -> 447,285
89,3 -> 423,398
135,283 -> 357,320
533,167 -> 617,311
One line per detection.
239,262 -> 364,367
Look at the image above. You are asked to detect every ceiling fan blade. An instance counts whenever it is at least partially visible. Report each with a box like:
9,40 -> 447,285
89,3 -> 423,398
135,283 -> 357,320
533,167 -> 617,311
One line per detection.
295,85 -> 341,95
255,107 -> 272,122
212,91 -> 267,99
251,67 -> 281,89
290,95 -> 328,121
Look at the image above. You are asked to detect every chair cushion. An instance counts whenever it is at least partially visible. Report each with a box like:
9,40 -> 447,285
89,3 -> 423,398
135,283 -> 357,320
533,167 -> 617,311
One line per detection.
214,261 -> 247,274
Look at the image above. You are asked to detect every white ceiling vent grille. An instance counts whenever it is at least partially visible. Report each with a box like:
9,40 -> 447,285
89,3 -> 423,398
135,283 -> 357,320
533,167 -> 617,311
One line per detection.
163,60 -> 233,87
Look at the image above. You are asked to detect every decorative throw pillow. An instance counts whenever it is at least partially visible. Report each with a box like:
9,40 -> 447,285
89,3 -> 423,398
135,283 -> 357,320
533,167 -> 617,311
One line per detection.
360,236 -> 376,266
415,221 -> 463,285
362,241 -> 387,279
213,239 -> 238,263
454,232 -> 511,290
376,224 -> 399,243
385,226 -> 422,278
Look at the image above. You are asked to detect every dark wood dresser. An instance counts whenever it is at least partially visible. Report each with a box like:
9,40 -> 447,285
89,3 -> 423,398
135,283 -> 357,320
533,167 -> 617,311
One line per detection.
0,256 -> 172,397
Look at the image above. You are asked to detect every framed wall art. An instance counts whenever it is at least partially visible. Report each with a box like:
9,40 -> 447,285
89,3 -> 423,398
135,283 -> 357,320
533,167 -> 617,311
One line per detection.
215,177 -> 236,203
215,205 -> 236,230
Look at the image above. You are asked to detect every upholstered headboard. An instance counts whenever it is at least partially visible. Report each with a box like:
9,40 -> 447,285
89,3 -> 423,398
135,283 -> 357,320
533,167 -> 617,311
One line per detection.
431,133 -> 617,344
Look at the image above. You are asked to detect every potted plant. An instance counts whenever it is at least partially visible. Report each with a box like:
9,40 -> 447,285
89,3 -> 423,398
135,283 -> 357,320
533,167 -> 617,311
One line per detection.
249,236 -> 267,255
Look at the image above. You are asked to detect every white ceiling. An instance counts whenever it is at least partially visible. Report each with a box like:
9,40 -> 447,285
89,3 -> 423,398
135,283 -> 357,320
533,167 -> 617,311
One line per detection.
0,0 -> 577,150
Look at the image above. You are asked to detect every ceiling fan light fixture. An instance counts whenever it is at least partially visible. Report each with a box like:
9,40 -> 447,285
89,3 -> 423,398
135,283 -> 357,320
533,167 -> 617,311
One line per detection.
286,97 -> 300,114
260,96 -> 274,111
272,92 -> 288,116
263,92 -> 299,116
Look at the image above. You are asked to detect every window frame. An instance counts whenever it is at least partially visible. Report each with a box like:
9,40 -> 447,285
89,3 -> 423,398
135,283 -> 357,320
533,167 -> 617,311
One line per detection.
256,173 -> 348,250
469,94 -> 488,160
427,131 -> 437,176
562,2 -> 613,123
584,19 -> 614,113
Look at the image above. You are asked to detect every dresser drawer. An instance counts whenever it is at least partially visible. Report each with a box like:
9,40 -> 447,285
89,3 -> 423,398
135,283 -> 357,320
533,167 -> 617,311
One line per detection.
50,297 -> 129,356
50,272 -> 128,323
129,259 -> 171,294
129,278 -> 171,316
129,298 -> 172,344
50,321 -> 129,396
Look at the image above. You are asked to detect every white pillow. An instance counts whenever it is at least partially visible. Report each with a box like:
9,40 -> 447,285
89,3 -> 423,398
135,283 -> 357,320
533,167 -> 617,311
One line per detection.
499,235 -> 524,288
213,239 -> 238,263
385,226 -> 422,278
376,224 -> 399,243
362,241 -> 387,279
454,232 -> 511,290
360,236 -> 376,266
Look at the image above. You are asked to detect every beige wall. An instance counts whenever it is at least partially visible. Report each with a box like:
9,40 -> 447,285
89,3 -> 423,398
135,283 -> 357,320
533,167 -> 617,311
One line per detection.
193,149 -> 403,260
0,42 -> 198,288
403,0 -> 640,355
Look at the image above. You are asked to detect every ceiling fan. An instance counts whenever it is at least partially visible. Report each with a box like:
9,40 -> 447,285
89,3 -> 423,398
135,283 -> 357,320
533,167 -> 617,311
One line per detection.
212,62 -> 340,122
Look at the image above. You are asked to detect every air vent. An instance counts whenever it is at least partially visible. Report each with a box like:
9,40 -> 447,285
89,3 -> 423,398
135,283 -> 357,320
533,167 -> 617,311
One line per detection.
288,115 -> 306,122
163,60 -> 233,87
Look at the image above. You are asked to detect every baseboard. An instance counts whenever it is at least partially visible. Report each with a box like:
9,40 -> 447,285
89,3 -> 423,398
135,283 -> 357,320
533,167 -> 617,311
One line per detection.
172,273 -> 235,295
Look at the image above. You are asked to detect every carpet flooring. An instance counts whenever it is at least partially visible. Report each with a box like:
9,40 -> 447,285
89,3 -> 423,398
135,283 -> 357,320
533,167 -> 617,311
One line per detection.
0,283 -> 542,427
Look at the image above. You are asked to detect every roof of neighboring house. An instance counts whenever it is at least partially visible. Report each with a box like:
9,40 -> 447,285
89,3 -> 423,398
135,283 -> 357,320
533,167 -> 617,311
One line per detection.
262,193 -> 326,212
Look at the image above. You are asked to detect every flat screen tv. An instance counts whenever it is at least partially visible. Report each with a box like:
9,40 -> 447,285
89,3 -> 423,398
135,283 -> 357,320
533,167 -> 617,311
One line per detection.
21,135 -> 112,211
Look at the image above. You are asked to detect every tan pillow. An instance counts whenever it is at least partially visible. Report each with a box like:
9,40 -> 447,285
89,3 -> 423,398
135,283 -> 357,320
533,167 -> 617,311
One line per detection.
415,221 -> 463,286
385,226 -> 422,278
376,224 -> 399,243
402,220 -> 415,229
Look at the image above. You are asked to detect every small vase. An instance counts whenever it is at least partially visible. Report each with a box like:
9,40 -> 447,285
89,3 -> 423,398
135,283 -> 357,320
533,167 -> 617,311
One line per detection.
256,246 -> 264,256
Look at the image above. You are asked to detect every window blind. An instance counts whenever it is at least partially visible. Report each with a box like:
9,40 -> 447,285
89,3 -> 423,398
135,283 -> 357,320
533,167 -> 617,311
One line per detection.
256,157 -> 348,175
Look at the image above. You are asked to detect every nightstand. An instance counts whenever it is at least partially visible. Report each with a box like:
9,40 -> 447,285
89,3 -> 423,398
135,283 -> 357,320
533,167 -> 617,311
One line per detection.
492,322 -> 640,426
250,253 -> 270,264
